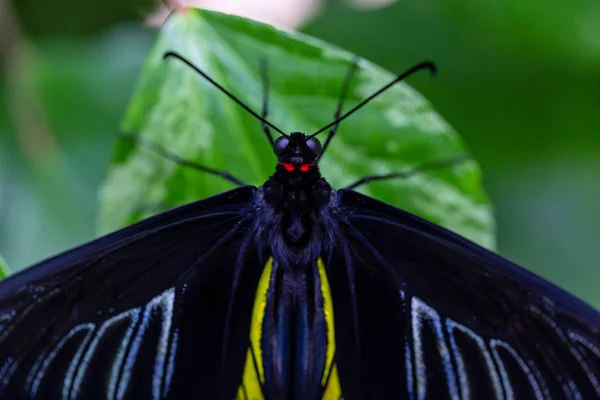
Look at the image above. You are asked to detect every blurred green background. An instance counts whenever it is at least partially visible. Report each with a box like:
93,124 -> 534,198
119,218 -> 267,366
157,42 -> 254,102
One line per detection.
1,1 -> 599,305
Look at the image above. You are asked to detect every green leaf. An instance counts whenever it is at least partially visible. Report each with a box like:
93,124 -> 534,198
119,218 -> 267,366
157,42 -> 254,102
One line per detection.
99,9 -> 495,249
0,254 -> 10,280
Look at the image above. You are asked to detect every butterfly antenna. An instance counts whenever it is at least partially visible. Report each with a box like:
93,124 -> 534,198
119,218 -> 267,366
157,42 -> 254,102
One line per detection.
163,51 -> 288,138
318,57 -> 360,161
309,61 -> 437,138
259,58 -> 276,145
120,133 -> 246,186
345,154 -> 469,190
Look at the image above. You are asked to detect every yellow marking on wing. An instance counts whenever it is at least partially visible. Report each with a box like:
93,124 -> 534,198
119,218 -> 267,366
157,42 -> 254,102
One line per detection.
250,257 -> 273,382
236,348 -> 264,399
237,257 -> 273,398
238,257 -> 343,399
318,258 -> 336,386
322,363 -> 343,400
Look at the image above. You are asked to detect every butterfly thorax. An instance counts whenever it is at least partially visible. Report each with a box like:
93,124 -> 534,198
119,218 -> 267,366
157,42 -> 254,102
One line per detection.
262,132 -> 331,249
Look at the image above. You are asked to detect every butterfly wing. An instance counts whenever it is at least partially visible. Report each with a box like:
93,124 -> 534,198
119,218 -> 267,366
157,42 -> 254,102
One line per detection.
0,186 -> 265,400
328,189 -> 600,399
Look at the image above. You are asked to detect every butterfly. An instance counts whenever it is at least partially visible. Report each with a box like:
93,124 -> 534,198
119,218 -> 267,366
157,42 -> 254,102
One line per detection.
1,50 -> 599,400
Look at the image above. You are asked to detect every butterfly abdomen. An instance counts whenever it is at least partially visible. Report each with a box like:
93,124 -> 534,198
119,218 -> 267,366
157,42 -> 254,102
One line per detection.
237,258 -> 341,399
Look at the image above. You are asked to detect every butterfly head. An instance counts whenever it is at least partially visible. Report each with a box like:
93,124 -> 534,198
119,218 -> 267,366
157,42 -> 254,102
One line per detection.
273,132 -> 321,174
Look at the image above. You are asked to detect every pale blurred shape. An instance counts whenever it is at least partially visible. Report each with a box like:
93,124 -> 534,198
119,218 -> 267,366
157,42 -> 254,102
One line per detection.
346,0 -> 398,10
147,0 -> 322,29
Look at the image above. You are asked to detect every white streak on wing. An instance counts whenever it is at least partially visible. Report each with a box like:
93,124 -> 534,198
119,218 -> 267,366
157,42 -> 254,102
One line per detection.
0,357 -> 16,386
490,339 -> 544,400
411,297 -> 459,400
568,331 -> 600,395
152,288 -> 175,400
107,309 -> 141,400
405,341 -> 414,400
569,332 -> 600,360
445,320 -> 468,400
68,310 -> 139,400
0,311 -> 17,336
27,324 -> 94,398
534,313 -> 582,400
162,329 -> 179,399
400,290 -> 414,400
0,302 -> 36,344
0,304 -> 38,385
116,288 -> 175,400
411,297 -> 426,400
411,300 -> 424,399
446,319 -> 503,400
62,323 -> 96,400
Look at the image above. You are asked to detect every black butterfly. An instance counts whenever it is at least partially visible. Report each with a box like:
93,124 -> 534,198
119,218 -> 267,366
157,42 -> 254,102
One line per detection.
1,50 -> 599,400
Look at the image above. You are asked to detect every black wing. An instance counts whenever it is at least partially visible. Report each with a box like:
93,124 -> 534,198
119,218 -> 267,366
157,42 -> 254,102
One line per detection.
328,189 -> 600,400
0,186 -> 265,400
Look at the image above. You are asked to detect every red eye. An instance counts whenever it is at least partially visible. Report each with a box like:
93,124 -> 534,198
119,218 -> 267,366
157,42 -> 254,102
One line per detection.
300,163 -> 314,172
280,163 -> 295,172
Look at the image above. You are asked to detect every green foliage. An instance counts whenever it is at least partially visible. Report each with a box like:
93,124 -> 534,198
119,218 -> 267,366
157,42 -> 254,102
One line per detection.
436,0 -> 600,68
13,0 -> 155,36
98,9 -> 494,248
0,29 -> 153,271
0,254 -> 9,280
